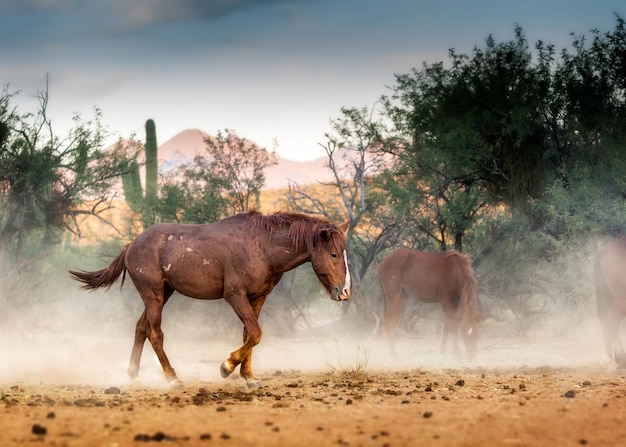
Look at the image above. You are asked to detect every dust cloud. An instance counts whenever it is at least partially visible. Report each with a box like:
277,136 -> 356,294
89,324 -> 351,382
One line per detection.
0,262 -> 617,389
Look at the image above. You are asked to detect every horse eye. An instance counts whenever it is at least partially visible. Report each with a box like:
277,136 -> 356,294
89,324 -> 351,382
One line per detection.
331,253 -> 339,259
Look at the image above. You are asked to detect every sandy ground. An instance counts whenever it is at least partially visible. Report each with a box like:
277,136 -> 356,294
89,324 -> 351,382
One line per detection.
3,367 -> 626,447
2,314 -> 626,447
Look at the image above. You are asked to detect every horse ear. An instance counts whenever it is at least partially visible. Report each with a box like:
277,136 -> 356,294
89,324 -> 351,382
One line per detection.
338,221 -> 350,235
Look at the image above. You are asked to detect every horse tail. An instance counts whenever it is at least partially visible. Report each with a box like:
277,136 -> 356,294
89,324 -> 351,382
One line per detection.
69,244 -> 129,291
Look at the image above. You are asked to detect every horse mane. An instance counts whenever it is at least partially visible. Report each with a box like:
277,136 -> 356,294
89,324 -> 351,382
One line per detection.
247,210 -> 345,252
444,250 -> 479,326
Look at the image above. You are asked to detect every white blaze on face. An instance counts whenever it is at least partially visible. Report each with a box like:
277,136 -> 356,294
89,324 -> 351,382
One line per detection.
342,250 -> 352,298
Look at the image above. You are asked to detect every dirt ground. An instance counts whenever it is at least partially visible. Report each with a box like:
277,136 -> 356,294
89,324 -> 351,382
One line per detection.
2,324 -> 626,447
2,366 -> 626,447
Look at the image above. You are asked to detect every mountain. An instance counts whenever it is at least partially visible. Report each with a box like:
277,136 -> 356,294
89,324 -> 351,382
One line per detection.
156,129 -> 336,189
158,128 -> 210,169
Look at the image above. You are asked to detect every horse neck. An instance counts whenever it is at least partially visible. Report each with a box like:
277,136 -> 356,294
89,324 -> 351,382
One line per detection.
264,232 -> 311,273
459,274 -> 479,323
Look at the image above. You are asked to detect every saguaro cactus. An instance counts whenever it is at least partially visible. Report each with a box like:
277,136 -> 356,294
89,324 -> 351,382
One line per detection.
120,119 -> 159,226
120,159 -> 142,209
144,119 -> 158,205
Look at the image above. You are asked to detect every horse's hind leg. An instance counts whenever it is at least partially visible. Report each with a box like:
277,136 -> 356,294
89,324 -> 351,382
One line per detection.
128,310 -> 148,381
600,312 -> 626,366
128,288 -> 179,386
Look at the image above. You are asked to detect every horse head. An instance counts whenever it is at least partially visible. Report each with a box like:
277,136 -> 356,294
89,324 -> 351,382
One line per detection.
310,221 -> 352,301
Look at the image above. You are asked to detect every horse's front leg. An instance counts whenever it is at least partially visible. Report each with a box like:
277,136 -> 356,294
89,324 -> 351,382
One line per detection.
221,292 -> 264,387
440,320 -> 449,354
441,315 -> 461,357
239,296 -> 267,388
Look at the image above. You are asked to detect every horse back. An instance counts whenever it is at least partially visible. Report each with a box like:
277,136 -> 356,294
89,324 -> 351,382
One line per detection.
124,218 -> 275,300
378,248 -> 473,303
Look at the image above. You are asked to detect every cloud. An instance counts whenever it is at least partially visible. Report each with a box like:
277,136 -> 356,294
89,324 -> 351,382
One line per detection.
108,0 -> 308,28
3,0 -> 313,41
3,0 -> 80,12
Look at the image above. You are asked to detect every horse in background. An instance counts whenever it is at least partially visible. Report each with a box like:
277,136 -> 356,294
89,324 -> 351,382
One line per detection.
70,210 -> 352,388
376,248 -> 482,361
594,237 -> 626,367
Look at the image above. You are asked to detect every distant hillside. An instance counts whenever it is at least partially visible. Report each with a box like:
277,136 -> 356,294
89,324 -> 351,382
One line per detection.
108,129 -> 372,190
158,129 -> 210,169
156,129 -> 336,189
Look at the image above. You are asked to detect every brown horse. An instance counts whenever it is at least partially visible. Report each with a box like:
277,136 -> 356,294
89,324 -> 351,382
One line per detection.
377,248 -> 482,360
595,237 -> 626,367
69,210 -> 352,388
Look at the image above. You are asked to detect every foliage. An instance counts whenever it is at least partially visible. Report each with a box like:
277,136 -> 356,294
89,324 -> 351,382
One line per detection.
0,82 -> 132,261
158,155 -> 229,224
153,129 -> 276,223
381,26 -> 549,250
538,16 -> 626,237
204,129 -> 277,215
380,16 -> 626,250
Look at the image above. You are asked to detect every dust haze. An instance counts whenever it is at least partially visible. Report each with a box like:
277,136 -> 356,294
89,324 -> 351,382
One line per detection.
0,250 -> 617,389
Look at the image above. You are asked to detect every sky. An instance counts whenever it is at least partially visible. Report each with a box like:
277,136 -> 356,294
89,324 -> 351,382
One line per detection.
1,0 -> 624,162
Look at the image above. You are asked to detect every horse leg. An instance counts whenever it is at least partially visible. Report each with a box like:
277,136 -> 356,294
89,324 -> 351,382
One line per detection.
600,312 -> 626,366
440,322 -> 447,354
127,310 -> 148,381
380,280 -> 403,356
130,286 -> 180,387
440,317 -> 452,354
127,290 -> 174,383
239,296 -> 267,388
220,292 -> 263,387
440,304 -> 461,357
451,323 -> 462,357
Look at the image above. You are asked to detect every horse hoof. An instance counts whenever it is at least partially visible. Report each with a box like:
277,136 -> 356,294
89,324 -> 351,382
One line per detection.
246,380 -> 263,389
220,361 -> 235,378
169,378 -> 184,389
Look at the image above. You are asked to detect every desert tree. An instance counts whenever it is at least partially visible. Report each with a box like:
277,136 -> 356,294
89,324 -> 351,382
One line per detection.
379,26 -> 557,252
158,155 -> 230,224
0,80 -> 133,262
539,15 -> 626,240
204,129 -> 277,214
153,129 -> 276,223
